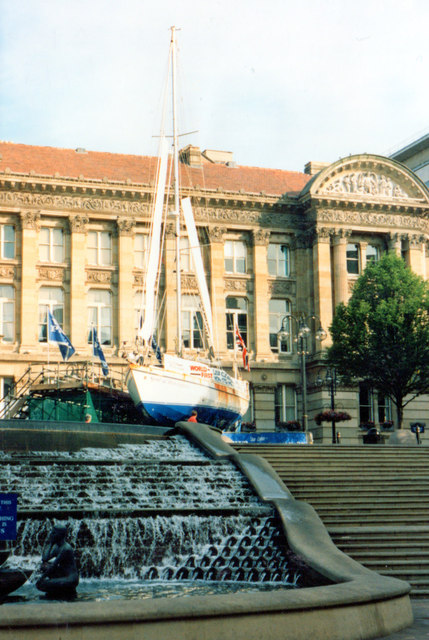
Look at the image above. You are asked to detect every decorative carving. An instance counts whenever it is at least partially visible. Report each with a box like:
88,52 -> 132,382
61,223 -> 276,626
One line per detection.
20,210 -> 40,230
164,223 -> 176,239
408,234 -> 426,248
332,228 -> 352,243
225,278 -> 248,292
317,209 -> 429,233
207,226 -> 224,243
252,229 -> 271,246
133,272 -> 144,286
0,191 -> 149,216
38,266 -> 64,281
313,227 -> 332,243
86,269 -> 113,284
69,215 -> 89,232
116,217 -> 135,236
322,171 -> 410,199
181,274 -> 198,290
269,280 -> 295,295
0,265 -> 15,279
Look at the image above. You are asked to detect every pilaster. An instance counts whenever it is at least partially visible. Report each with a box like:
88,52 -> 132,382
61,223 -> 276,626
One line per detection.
332,229 -> 350,307
69,215 -> 88,347
407,234 -> 426,277
117,218 -> 135,349
312,227 -> 333,346
19,211 -> 40,350
207,226 -> 226,354
252,229 -> 271,359
164,223 -> 178,353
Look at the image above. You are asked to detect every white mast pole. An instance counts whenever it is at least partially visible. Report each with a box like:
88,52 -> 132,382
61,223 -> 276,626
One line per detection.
171,25 -> 182,357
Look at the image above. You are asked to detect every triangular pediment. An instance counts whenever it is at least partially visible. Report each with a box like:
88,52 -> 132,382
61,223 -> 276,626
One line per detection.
306,154 -> 429,203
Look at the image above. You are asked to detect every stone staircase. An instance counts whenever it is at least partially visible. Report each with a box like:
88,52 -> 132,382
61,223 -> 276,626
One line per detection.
233,443 -> 429,597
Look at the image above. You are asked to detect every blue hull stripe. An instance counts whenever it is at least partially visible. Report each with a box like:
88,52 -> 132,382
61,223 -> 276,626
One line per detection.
136,401 -> 241,429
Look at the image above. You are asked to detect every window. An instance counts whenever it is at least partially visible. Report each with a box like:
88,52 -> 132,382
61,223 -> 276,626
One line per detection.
182,294 -> 204,349
88,289 -> 112,345
88,231 -> 112,266
366,244 -> 380,264
226,297 -> 248,350
134,233 -> 148,269
134,291 -> 145,333
378,392 -> 392,423
180,237 -> 195,273
39,227 -> 64,263
0,376 -> 14,417
0,285 -> 15,342
224,240 -> 246,274
346,243 -> 359,274
0,225 -> 15,260
360,384 -> 392,425
268,243 -> 290,277
275,385 -> 297,424
269,299 -> 291,352
38,287 -> 64,342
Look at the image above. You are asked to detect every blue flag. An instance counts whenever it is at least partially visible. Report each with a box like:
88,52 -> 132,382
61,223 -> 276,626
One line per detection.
92,327 -> 109,376
48,311 -> 75,362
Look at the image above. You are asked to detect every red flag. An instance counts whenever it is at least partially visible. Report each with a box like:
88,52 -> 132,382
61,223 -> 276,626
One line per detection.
235,324 -> 250,371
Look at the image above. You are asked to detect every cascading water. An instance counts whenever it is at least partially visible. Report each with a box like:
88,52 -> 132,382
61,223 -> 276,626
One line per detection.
1,435 -> 330,601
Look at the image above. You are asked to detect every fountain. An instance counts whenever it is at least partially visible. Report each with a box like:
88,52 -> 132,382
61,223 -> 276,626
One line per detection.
0,419 -> 413,639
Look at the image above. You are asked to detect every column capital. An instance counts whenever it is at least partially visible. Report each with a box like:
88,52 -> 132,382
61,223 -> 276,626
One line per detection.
20,210 -> 40,230
332,228 -> 352,243
116,217 -> 136,237
252,228 -> 271,246
68,214 -> 89,233
207,225 -> 224,243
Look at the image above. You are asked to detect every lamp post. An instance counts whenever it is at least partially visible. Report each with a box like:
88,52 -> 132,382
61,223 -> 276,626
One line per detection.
316,367 -> 338,444
277,315 -> 327,432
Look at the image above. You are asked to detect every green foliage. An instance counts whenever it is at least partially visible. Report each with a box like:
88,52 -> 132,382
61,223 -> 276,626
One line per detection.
326,253 -> 429,420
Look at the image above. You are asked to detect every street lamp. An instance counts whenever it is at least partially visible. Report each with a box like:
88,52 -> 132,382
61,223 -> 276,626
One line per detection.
277,314 -> 327,432
316,367 -> 338,444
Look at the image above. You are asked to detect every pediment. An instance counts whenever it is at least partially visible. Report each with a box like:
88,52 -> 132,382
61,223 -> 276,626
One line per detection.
307,155 -> 429,204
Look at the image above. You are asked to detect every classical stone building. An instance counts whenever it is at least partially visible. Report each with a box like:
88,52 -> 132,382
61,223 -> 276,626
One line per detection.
0,141 -> 428,442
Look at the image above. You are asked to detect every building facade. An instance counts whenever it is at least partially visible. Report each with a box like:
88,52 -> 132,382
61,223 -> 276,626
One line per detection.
0,142 -> 428,442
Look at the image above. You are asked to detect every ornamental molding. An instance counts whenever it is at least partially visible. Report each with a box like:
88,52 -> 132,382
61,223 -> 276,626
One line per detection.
133,271 -> 144,286
207,226 -> 224,242
38,266 -> 64,281
86,269 -> 113,284
268,279 -> 295,296
69,214 -> 89,232
181,274 -> 198,290
116,217 -> 135,236
0,190 -> 150,216
0,265 -> 15,279
316,208 -> 429,233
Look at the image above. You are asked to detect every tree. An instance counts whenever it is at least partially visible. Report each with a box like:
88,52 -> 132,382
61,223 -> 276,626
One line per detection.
326,253 -> 429,428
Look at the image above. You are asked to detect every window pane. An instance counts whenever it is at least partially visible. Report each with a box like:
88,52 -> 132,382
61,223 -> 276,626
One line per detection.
347,243 -> 359,274
3,226 -> 15,259
366,245 -> 379,263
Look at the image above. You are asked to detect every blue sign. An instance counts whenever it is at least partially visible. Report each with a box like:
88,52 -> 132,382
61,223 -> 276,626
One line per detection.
0,493 -> 17,540
223,432 -> 308,444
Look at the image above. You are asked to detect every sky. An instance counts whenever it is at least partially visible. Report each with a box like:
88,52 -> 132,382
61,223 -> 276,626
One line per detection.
1,0 -> 428,173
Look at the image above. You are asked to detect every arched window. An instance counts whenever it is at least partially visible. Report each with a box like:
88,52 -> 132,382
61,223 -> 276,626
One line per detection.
0,285 -> 15,342
269,299 -> 291,352
87,289 -> 112,345
38,287 -> 64,342
182,294 -> 204,349
225,297 -> 248,350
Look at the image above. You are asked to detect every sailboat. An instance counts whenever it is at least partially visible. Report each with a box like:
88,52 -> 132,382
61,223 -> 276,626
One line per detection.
126,27 -> 249,429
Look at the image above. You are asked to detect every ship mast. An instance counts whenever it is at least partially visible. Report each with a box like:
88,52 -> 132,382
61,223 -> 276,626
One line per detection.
170,26 -> 182,357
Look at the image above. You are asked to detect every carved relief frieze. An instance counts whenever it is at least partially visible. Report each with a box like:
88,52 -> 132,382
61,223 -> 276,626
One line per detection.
86,269 -> 113,284
225,278 -> 250,293
181,274 -> 198,290
0,265 -> 15,279
38,266 -> 64,281
0,190 -> 149,216
268,279 -> 295,296
316,208 -> 429,233
321,171 -> 410,199
116,217 -> 135,236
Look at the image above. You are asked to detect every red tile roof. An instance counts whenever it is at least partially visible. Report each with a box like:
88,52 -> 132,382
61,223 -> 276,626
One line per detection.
0,142 -> 310,197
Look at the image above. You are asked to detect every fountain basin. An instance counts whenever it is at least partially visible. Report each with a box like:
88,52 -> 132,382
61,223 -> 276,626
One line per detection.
0,419 -> 413,639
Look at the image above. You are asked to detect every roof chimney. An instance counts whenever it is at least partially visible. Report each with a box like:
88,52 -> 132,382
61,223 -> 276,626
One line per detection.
180,145 -> 202,167
304,161 -> 330,176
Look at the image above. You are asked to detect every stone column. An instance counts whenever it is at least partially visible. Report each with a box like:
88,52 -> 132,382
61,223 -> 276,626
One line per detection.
69,215 -> 88,348
312,227 -> 333,346
164,223 -> 177,354
388,232 -> 402,256
425,242 -> 429,281
117,218 -> 135,349
332,230 -> 350,307
207,226 -> 226,355
19,211 -> 40,351
359,241 -> 368,273
408,234 -> 426,277
252,229 -> 271,359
